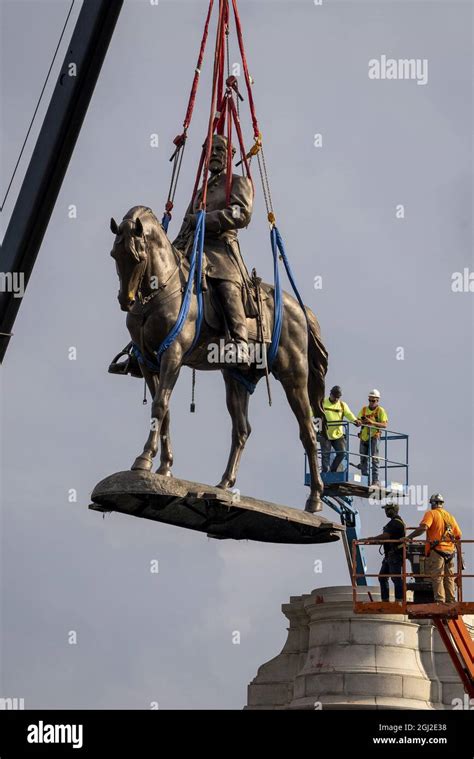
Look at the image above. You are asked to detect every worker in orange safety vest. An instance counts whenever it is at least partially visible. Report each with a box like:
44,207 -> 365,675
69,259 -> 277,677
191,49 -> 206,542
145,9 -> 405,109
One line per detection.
406,494 -> 462,603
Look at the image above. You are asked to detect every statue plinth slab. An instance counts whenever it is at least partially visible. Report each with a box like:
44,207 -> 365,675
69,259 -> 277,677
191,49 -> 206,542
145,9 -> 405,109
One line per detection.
89,470 -> 343,544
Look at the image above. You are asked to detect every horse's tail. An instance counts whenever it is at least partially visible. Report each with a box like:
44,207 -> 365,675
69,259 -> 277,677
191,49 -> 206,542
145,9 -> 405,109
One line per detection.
306,309 -> 328,433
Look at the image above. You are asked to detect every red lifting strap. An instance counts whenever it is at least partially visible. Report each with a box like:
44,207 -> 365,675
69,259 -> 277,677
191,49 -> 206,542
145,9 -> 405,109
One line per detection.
230,0 -> 260,140
183,0 -> 214,133
200,0 -> 227,209
180,0 -> 258,212
216,0 -> 228,136
226,96 -> 233,204
228,94 -> 252,182
191,147 -> 206,207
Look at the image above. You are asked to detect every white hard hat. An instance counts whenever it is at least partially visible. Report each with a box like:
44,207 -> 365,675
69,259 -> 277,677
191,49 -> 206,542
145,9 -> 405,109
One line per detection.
368,389 -> 381,399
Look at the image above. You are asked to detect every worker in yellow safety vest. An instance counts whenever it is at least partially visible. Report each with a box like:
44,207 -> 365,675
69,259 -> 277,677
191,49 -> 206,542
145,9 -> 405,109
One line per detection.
314,385 -> 361,473
357,389 -> 388,487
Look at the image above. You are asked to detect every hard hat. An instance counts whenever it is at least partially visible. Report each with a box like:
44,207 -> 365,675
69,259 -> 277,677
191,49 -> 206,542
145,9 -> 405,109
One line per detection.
382,502 -> 399,515
368,389 -> 381,399
429,493 -> 445,506
330,385 -> 342,397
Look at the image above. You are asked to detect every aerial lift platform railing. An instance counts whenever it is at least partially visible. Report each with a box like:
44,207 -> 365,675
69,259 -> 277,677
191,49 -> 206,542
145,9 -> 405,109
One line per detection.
305,420 -> 409,586
351,536 -> 474,698
305,420 -> 409,494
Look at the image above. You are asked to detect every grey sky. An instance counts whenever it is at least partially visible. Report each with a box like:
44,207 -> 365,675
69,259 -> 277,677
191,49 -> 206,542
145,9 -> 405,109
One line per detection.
1,0 -> 472,709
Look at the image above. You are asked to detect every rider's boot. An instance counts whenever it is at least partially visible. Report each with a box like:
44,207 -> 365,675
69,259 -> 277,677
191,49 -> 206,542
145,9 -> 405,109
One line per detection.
215,280 -> 251,369
235,339 -> 251,366
222,338 -> 251,369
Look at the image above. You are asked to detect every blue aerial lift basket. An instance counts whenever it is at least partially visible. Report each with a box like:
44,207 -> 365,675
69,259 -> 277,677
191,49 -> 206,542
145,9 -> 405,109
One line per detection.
305,421 -> 409,586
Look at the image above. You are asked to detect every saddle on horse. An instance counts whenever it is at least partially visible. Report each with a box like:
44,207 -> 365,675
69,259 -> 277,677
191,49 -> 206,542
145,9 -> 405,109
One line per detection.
108,276 -> 271,377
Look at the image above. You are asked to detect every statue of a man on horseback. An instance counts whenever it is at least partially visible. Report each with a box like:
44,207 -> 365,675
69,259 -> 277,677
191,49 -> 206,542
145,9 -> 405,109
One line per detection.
109,134 -> 255,375
107,141 -> 328,513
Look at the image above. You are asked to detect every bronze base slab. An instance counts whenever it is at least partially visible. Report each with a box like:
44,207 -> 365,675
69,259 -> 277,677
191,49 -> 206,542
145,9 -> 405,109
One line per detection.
89,470 -> 344,544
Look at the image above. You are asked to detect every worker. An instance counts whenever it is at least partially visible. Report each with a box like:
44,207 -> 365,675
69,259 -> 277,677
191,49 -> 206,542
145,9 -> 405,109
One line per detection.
366,502 -> 406,603
406,494 -> 462,604
357,389 -> 388,487
315,385 -> 360,473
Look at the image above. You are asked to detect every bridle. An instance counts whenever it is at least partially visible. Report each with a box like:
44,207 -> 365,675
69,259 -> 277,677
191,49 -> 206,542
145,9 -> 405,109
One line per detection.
137,252 -> 180,306
121,219 -> 184,308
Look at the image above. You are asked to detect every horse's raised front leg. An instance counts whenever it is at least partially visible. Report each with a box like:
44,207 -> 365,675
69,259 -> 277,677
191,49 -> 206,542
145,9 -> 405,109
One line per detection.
132,355 -> 180,473
216,370 -> 252,490
280,371 -> 323,512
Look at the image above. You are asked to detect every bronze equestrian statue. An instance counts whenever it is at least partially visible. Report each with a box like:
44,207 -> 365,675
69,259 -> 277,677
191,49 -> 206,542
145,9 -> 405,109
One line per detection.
110,135 -> 255,371
108,136 -> 328,512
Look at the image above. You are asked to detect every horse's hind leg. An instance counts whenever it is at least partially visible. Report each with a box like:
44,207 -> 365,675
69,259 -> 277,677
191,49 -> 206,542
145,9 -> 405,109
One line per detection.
280,370 -> 323,512
216,371 -> 251,490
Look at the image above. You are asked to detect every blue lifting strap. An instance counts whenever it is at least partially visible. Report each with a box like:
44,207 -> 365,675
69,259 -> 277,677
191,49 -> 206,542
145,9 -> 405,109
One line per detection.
161,212 -> 172,233
133,210 -> 206,371
133,217 -> 304,397
228,368 -> 256,394
224,224 -> 304,395
267,224 -> 308,369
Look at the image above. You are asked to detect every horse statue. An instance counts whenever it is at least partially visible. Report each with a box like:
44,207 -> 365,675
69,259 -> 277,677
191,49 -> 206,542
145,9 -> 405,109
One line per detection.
109,205 -> 328,512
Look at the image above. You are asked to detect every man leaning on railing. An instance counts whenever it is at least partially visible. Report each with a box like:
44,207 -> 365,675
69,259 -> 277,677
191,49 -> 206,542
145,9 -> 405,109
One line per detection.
366,502 -> 406,603
314,385 -> 361,473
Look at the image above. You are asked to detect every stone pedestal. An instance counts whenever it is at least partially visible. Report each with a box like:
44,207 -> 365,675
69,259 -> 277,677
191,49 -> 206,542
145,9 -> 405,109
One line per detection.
246,586 -> 474,710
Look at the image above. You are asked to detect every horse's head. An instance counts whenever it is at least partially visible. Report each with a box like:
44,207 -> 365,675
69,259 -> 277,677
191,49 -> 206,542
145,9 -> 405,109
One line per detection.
110,214 -> 148,311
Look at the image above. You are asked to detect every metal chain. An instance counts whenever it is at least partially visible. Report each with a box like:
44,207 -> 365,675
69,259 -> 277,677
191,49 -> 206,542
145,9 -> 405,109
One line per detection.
225,15 -> 244,175
190,368 -> 196,412
167,152 -> 180,203
165,138 -> 187,215
170,140 -> 186,204
257,152 -> 271,217
259,145 -> 274,218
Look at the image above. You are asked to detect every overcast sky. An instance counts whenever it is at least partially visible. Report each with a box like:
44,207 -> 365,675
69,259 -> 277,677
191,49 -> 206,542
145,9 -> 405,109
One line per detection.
1,0 -> 472,709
